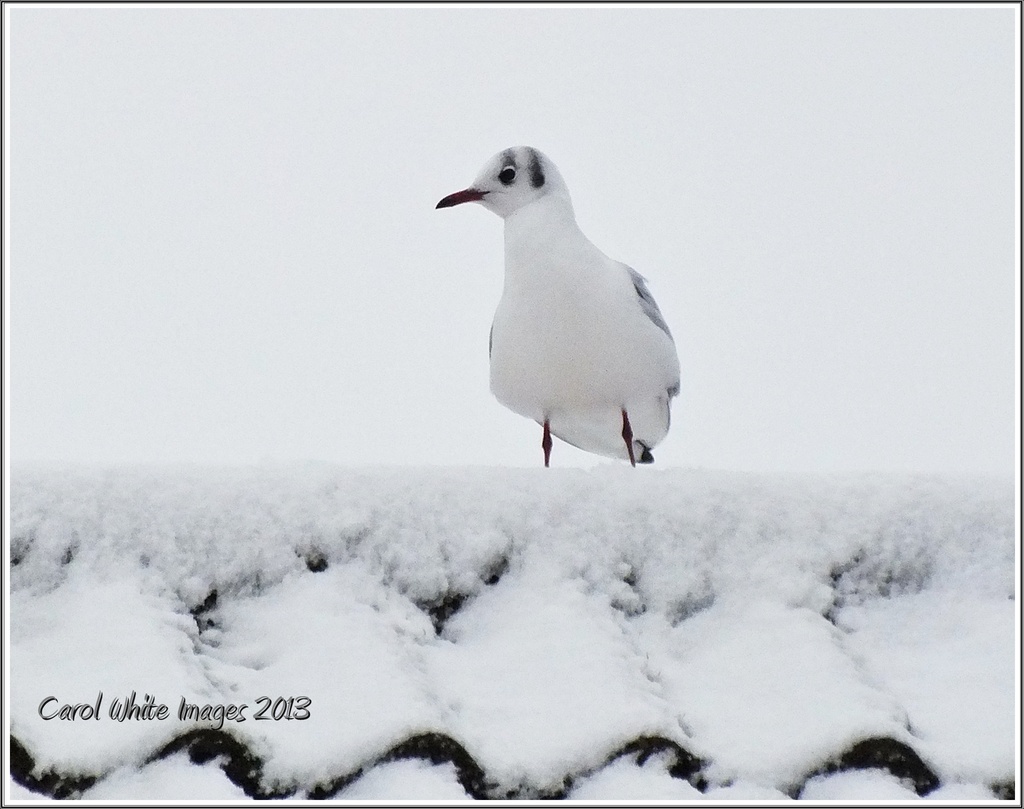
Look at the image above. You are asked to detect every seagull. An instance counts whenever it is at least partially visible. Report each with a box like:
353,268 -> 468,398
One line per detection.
436,146 -> 680,467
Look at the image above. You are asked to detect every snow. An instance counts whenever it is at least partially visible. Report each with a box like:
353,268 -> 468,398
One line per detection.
6,781 -> 48,802
800,768 -> 922,800
79,753 -> 248,800
798,768 -> 1004,801
432,565 -> 679,793
336,759 -> 469,800
837,590 -> 1016,783
6,464 -> 1017,801
640,598 -> 910,789
9,564 -> 212,774
206,564 -> 443,788
567,753 -> 704,800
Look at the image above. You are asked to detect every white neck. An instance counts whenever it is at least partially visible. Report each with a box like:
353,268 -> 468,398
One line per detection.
502,194 -> 595,291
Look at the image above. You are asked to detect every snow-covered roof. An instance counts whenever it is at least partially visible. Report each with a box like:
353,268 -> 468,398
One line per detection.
6,466 -> 1017,801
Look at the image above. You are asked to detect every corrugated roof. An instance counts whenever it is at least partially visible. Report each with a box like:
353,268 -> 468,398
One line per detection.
7,467 -> 1017,801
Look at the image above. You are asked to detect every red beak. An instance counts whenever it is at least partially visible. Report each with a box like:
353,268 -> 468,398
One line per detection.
436,188 -> 487,209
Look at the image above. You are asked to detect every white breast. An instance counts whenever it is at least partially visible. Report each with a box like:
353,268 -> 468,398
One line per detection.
488,200 -> 679,459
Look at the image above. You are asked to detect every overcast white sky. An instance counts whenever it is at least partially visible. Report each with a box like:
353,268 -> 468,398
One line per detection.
6,4 -> 1019,473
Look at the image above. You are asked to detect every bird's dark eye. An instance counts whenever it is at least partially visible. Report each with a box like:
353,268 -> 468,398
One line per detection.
498,166 -> 516,185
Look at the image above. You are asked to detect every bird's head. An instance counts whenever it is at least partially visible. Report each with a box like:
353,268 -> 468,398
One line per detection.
436,146 -> 572,219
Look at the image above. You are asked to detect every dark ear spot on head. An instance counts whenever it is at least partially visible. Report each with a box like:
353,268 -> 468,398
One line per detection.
527,148 -> 545,188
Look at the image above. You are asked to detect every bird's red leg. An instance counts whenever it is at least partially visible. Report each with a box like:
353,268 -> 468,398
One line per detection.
542,419 -> 552,467
621,409 -> 636,467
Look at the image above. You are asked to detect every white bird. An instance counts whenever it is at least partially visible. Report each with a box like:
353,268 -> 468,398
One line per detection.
437,146 -> 680,467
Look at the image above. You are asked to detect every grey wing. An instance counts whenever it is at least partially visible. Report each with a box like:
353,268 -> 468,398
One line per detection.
489,323 -> 493,357
626,265 -> 680,401
626,265 -> 673,341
